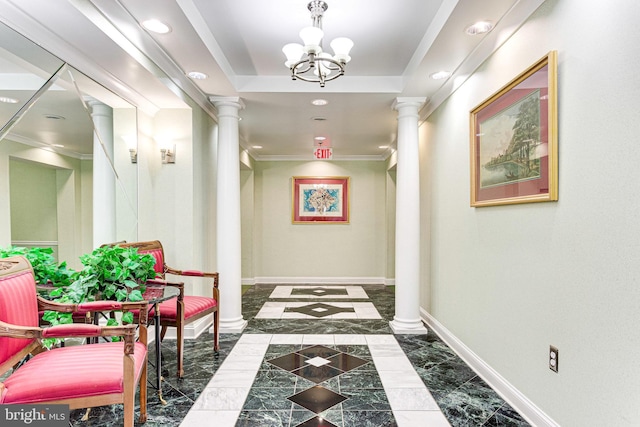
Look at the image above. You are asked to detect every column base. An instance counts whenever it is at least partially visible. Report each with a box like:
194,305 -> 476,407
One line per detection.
389,317 -> 428,335
217,316 -> 248,334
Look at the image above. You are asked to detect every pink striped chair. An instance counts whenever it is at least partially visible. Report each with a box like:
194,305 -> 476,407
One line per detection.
0,256 -> 149,427
119,240 -> 219,378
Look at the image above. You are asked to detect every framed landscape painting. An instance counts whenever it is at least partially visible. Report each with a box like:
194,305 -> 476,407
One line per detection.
470,51 -> 558,207
292,176 -> 350,223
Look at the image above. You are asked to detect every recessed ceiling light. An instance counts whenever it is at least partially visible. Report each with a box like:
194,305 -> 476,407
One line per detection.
187,71 -> 208,80
314,136 -> 326,141
378,145 -> 389,149
311,99 -> 328,106
252,145 -> 263,149
141,19 -> 171,34
465,21 -> 493,36
0,96 -> 19,104
430,71 -> 452,80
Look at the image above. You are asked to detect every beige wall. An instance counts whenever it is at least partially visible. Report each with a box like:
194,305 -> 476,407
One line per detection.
240,168 -> 254,282
0,140 -> 91,269
422,0 -> 640,425
251,160 -> 389,283
137,103 -> 218,297
10,160 -> 57,241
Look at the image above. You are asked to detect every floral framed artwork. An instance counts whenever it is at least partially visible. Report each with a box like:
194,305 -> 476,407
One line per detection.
470,51 -> 558,207
292,176 -> 350,223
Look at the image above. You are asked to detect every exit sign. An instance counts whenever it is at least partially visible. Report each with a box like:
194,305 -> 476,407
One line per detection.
314,147 -> 333,160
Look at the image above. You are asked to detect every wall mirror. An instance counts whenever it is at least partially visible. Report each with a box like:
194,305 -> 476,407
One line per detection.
0,20 -> 138,265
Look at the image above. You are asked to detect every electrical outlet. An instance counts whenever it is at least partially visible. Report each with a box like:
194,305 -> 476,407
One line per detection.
549,346 -> 559,372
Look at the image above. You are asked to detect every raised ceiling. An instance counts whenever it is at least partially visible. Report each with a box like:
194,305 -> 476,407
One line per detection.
0,0 -> 546,160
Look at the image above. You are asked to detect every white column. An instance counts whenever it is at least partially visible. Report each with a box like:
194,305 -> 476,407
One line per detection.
390,97 -> 428,334
87,99 -> 116,248
210,96 -> 247,333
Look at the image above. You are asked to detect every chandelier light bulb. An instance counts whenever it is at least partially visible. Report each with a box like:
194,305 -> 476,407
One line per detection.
300,26 -> 324,53
283,43 -> 304,67
330,37 -> 353,63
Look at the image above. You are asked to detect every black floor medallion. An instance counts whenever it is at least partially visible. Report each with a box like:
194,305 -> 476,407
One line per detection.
266,345 -> 370,427
285,302 -> 356,318
288,385 -> 347,413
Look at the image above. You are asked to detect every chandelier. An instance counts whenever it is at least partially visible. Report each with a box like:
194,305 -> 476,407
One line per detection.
282,1 -> 353,87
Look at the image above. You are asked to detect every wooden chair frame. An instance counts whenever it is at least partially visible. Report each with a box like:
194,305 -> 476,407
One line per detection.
118,240 -> 219,378
0,256 -> 149,427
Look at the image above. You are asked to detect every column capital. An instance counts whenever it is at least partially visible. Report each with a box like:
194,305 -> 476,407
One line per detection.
84,97 -> 112,117
209,96 -> 245,111
391,97 -> 427,111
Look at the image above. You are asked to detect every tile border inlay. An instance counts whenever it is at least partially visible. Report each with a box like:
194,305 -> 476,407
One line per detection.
269,285 -> 370,299
256,301 -> 382,320
180,334 -> 451,427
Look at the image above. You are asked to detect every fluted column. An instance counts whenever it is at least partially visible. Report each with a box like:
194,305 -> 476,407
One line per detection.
210,96 -> 247,333
390,97 -> 428,334
87,98 -> 116,248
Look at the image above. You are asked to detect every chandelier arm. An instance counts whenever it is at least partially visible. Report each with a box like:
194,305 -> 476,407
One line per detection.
291,56 -> 345,75
291,59 -> 314,75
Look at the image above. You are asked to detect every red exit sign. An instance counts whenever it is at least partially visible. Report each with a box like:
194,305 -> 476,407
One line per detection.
314,147 -> 333,159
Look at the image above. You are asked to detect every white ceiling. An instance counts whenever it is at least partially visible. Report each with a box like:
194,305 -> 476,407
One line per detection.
0,0 -> 546,160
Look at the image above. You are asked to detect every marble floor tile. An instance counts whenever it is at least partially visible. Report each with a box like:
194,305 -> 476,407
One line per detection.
394,410 -> 452,427
366,334 -> 400,345
206,369 -> 258,388
334,334 -> 367,345
385,387 -> 440,411
218,354 -> 265,371
179,410 -> 240,427
372,355 -> 416,372
377,369 -> 427,388
191,386 -> 251,411
367,343 -> 407,357
302,334 -> 336,345
237,333 -> 273,344
63,285 -> 531,427
270,334 -> 304,344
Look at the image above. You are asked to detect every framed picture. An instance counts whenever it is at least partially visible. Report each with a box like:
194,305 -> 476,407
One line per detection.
292,176 -> 350,223
470,51 -> 558,207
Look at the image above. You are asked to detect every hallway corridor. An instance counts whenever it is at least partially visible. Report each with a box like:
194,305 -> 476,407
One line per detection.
69,285 -> 531,426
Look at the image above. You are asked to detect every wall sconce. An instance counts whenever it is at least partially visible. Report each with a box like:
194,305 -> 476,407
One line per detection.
161,145 -> 176,164
121,135 -> 137,164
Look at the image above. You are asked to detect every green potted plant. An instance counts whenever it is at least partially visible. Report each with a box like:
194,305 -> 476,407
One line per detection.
0,246 -> 75,287
45,245 -> 156,327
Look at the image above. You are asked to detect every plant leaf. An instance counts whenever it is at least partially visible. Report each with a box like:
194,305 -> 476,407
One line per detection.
122,311 -> 133,324
129,289 -> 143,301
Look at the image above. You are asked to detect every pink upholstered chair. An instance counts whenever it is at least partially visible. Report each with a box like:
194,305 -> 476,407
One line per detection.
0,256 -> 149,427
119,240 -> 219,378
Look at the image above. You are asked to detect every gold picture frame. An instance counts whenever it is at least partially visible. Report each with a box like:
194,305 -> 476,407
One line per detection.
470,51 -> 558,207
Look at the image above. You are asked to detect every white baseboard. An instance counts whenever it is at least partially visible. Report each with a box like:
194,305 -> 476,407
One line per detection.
242,278 -> 256,285
420,308 -> 559,427
384,278 -> 395,286
253,276 -> 387,285
148,314 -> 213,342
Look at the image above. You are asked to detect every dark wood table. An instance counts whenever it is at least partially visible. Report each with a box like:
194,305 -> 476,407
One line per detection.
142,285 -> 181,404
